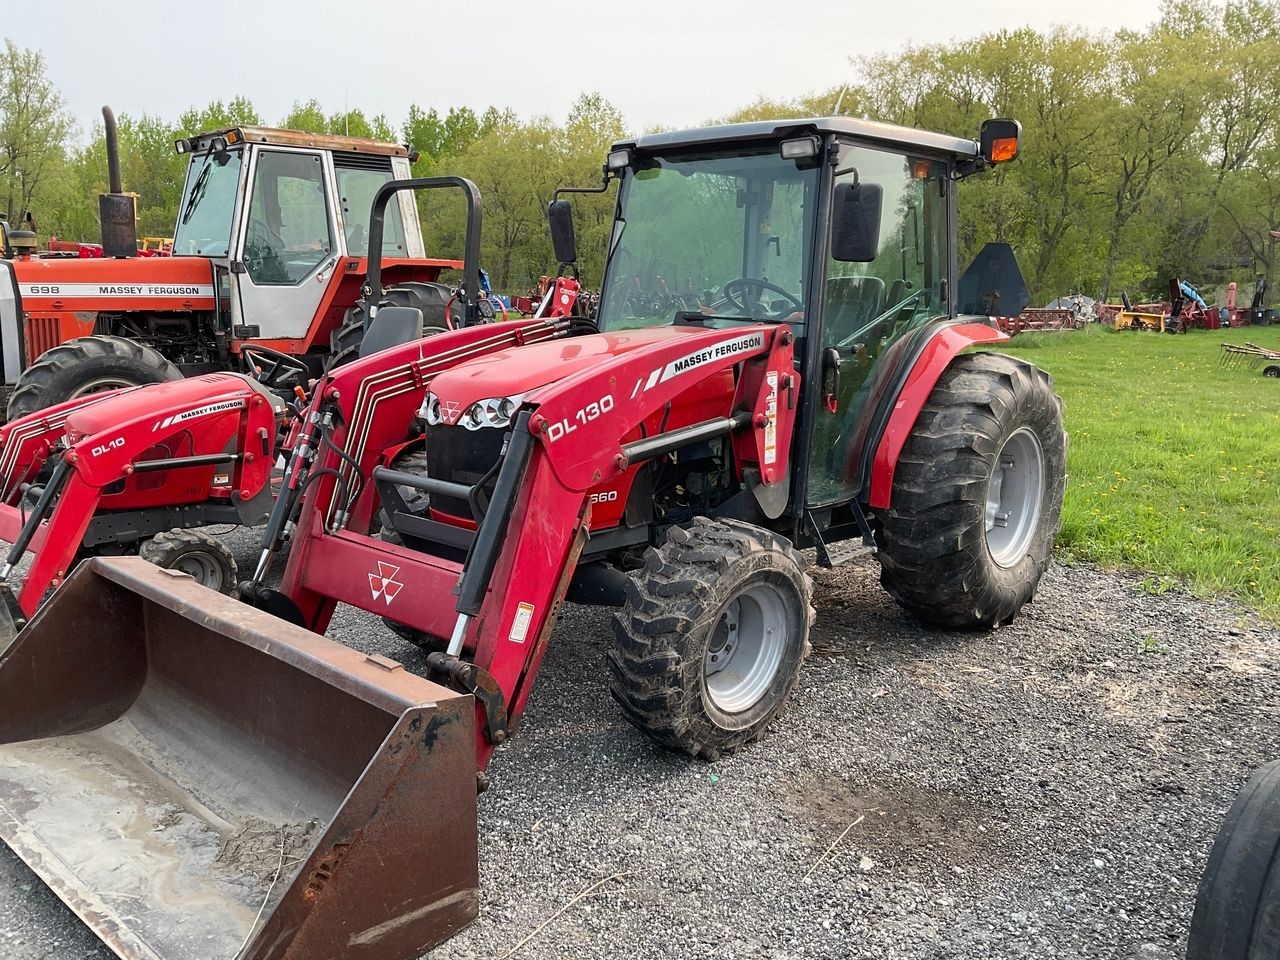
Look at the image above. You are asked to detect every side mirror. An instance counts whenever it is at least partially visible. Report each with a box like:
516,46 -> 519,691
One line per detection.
830,182 -> 883,262
980,118 -> 1021,165
547,199 -> 577,265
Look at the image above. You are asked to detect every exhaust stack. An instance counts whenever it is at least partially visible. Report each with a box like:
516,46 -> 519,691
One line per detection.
99,105 -> 137,258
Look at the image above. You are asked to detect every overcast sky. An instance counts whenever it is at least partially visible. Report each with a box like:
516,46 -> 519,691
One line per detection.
12,0 -> 1163,140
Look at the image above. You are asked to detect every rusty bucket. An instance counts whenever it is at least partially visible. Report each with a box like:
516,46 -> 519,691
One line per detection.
0,556 -> 478,959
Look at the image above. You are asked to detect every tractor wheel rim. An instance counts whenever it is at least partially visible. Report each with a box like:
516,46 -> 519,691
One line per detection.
704,582 -> 787,714
171,552 -> 224,589
985,426 -> 1046,568
69,376 -> 138,398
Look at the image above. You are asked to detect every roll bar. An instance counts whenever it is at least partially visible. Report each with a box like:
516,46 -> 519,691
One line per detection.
363,176 -> 484,329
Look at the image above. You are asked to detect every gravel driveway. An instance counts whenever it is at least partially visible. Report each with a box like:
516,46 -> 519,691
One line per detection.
1,536 -> 1276,959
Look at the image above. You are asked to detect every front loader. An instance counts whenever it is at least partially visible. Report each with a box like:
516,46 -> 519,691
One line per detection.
0,116 -> 1065,958
0,370 -> 285,636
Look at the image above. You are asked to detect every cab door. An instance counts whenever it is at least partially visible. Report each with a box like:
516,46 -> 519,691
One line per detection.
232,147 -> 341,341
806,142 -> 951,506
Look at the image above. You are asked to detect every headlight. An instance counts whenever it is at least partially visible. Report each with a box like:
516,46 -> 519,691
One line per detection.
460,394 -> 523,430
420,392 -> 442,426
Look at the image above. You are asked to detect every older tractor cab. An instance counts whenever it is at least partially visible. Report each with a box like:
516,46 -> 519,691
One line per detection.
0,117 -> 1064,960
0,113 -> 462,420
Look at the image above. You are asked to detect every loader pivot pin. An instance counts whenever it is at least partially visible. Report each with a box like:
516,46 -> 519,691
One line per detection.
427,651 -> 510,745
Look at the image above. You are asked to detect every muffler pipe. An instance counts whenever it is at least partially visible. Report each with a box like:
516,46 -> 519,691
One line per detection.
103,105 -> 124,195
99,105 -> 137,258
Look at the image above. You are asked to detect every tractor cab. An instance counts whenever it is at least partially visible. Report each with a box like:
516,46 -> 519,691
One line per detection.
557,116 -> 1023,509
171,126 -> 430,339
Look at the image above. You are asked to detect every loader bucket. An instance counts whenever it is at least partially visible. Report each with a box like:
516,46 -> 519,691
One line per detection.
0,557 -> 479,960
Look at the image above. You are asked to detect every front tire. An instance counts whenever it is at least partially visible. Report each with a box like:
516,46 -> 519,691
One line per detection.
609,517 -> 813,760
139,529 -> 238,596
877,352 -> 1066,629
7,335 -> 182,421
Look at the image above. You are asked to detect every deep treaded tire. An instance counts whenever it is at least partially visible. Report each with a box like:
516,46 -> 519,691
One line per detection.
609,517 -> 814,760
7,335 -> 182,421
1188,761 -> 1280,960
878,352 -> 1066,629
139,529 -> 238,595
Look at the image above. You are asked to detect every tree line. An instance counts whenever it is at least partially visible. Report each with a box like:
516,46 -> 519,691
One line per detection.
4,0 -> 1280,303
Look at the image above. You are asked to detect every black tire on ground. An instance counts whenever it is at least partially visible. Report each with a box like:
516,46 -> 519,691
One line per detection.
375,446 -> 449,653
1264,365 -> 1280,379
7,335 -> 183,421
609,516 -> 814,760
1187,760 -> 1280,960
877,351 -> 1066,629
138,529 -> 238,596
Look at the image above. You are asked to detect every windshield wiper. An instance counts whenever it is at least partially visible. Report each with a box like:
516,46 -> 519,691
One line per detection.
179,154 -> 214,227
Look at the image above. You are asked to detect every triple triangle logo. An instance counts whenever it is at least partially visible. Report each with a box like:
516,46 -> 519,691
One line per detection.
368,561 -> 404,605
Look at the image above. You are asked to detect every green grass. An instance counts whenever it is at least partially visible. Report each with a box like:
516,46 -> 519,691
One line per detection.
996,324 -> 1280,619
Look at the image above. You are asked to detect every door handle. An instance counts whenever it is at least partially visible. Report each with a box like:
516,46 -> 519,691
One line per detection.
820,346 -> 841,414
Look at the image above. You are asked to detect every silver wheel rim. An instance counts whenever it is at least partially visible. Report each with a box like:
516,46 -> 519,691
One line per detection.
170,552 -> 224,589
704,582 -> 788,714
70,375 -> 138,398
985,426 -> 1046,568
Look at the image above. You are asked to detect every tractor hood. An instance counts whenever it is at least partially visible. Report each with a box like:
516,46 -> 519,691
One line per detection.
9,256 -> 217,309
425,325 -> 715,414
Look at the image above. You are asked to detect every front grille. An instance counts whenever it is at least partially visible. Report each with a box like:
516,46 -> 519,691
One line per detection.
425,424 -> 504,518
24,316 -> 61,360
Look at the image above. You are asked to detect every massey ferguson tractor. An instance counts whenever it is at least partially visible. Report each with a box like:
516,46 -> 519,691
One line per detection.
0,116 -> 1065,959
0,106 -> 465,420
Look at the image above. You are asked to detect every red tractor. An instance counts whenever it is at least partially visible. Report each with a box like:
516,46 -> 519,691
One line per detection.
0,107 -> 474,421
0,116 -> 1065,959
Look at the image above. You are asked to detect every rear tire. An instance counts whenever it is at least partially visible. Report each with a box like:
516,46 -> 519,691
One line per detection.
609,517 -> 813,760
1188,761 -> 1280,960
326,282 -> 451,371
1264,365 -> 1280,379
7,335 -> 182,421
877,352 -> 1066,629
139,529 -> 238,596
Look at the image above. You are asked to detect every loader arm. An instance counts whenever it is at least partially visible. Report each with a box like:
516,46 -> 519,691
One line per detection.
278,322 -> 797,767
271,317 -> 576,624
0,389 -> 127,504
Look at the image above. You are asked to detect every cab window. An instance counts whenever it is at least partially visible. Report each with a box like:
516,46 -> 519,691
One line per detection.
244,151 -> 332,285
334,159 -> 408,258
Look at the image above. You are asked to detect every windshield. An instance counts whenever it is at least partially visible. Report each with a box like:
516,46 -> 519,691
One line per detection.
335,161 -> 408,258
598,148 -> 818,330
173,148 -> 243,256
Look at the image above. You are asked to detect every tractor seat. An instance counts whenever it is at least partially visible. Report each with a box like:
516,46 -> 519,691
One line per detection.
825,276 -> 886,344
360,306 -> 424,358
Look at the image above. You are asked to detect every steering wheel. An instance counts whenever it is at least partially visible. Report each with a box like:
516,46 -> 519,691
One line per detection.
247,219 -> 284,253
721,277 -> 802,316
239,344 -> 310,392
245,219 -> 290,284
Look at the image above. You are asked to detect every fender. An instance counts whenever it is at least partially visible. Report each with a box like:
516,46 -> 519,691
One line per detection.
866,321 -> 1008,511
